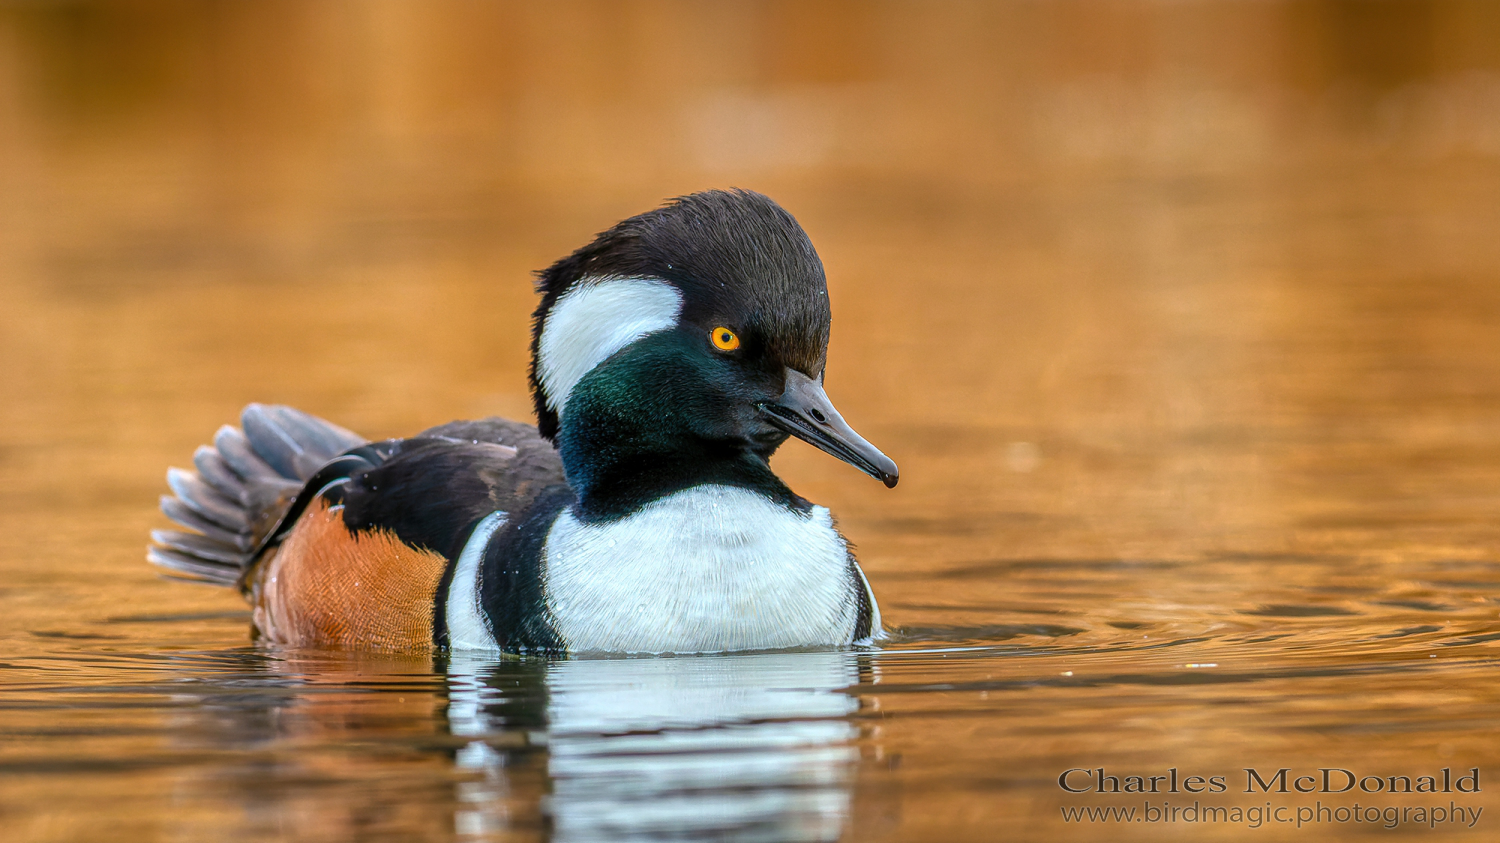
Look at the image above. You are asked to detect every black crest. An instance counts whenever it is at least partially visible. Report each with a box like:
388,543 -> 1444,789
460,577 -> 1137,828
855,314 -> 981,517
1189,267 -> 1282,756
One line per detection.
527,190 -> 831,440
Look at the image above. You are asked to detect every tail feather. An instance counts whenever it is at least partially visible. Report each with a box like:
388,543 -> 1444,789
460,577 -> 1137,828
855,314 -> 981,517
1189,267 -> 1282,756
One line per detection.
192,445 -> 247,503
150,529 -> 246,564
146,546 -> 242,583
149,404 -> 366,586
241,478 -> 304,551
213,425 -> 280,484
243,404 -> 363,478
159,496 -> 252,551
166,467 -> 250,533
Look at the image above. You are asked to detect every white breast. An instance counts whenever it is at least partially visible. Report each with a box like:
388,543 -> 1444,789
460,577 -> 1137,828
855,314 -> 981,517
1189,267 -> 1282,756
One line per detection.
542,486 -> 870,654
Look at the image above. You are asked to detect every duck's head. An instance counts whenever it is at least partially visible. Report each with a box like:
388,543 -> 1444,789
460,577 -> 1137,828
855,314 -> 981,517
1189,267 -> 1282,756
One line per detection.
528,190 -> 897,515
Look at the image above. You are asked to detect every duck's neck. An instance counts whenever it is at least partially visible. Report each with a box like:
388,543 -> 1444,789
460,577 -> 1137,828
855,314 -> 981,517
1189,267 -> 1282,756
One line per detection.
557,409 -> 804,522
554,388 -> 804,524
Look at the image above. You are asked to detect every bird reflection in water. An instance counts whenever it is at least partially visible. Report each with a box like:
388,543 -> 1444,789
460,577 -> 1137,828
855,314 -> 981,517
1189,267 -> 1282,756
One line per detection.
176,648 -> 875,842
447,650 -> 871,843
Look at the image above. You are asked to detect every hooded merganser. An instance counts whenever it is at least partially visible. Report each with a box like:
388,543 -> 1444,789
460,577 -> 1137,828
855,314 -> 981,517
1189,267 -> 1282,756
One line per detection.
148,190 -> 898,655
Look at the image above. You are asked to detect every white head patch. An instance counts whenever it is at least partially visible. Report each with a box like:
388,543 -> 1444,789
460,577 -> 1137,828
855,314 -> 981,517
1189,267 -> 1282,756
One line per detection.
537,277 -> 683,417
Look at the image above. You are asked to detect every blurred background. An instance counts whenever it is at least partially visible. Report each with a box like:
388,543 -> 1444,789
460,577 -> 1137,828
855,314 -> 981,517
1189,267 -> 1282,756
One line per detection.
3,0 -> 1499,547
4,2 -> 1500,842
6,0 -> 1500,603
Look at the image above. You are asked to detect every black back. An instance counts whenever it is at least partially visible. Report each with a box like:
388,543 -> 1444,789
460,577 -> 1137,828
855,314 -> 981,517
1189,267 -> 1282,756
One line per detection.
330,417 -> 565,561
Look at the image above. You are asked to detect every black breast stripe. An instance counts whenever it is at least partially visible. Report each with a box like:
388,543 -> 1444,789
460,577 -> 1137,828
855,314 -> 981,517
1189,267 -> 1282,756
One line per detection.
479,484 -> 574,654
849,554 -> 873,641
432,532 -> 459,650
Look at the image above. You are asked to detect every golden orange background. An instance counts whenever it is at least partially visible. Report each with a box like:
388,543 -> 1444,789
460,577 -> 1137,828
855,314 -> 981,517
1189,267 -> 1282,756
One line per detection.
3,3 -> 1500,842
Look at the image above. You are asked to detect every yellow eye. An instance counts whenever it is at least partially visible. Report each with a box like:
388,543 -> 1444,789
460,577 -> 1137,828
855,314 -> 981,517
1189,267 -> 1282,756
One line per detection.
711,327 -> 740,351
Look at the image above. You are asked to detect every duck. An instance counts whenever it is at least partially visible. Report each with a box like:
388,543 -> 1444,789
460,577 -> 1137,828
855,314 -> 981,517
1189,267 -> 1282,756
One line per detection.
148,189 -> 898,655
